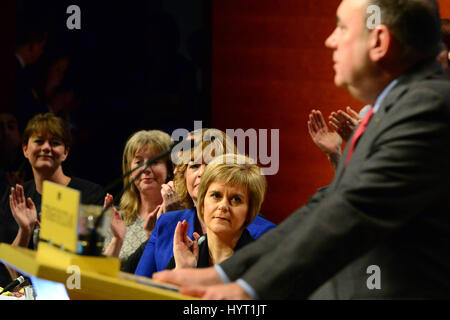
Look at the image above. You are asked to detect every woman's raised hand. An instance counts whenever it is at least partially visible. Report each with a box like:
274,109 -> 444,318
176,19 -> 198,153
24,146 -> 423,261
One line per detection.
159,181 -> 182,217
173,220 -> 200,269
103,193 -> 114,209
143,205 -> 162,238
9,184 -> 37,233
111,207 -> 126,242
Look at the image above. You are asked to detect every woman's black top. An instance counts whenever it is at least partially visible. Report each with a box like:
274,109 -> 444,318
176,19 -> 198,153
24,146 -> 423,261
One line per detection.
165,229 -> 255,270
0,177 -> 104,286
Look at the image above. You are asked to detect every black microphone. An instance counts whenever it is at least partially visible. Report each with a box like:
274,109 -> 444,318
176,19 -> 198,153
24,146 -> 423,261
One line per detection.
81,137 -> 200,256
88,137 -> 193,207
93,136 -> 199,228
0,276 -> 26,295
93,138 -> 187,226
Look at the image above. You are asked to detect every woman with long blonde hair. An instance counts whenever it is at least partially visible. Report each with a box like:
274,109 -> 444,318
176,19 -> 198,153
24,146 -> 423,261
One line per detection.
102,129 -> 178,267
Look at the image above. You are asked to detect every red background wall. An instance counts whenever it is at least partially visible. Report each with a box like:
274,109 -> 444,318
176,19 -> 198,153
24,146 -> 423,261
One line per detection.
440,0 -> 450,17
211,0 -> 450,224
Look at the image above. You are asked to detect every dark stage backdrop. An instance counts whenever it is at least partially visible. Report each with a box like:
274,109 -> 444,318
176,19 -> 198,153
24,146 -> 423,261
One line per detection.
2,0 -> 211,195
0,2 -> 15,113
210,0 -> 450,224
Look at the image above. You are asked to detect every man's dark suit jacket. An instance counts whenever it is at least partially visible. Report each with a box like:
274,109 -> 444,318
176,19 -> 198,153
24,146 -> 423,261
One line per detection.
219,60 -> 450,299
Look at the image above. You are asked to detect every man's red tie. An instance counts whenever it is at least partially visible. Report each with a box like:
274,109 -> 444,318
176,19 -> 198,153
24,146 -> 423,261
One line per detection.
345,108 -> 374,167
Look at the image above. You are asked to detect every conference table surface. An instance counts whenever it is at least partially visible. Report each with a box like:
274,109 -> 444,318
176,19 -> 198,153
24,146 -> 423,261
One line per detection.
0,243 -> 195,300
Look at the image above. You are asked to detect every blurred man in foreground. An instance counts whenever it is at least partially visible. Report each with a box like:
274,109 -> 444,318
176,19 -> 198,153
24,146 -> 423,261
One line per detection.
154,0 -> 450,299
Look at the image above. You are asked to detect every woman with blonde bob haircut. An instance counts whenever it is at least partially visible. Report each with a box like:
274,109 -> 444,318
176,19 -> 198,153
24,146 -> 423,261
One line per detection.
196,154 -> 266,231
103,129 -> 180,267
167,154 -> 267,269
135,130 -> 276,277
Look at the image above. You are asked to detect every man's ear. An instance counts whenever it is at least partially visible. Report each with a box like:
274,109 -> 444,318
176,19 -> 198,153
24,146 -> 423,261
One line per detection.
368,25 -> 391,62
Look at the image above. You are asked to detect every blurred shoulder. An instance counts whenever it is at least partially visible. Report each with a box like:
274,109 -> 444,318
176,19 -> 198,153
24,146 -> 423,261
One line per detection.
253,215 -> 276,228
157,208 -> 195,225
69,176 -> 104,205
69,176 -> 103,191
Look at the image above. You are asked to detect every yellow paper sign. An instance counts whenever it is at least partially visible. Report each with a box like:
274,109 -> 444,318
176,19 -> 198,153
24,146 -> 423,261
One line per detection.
40,181 -> 80,253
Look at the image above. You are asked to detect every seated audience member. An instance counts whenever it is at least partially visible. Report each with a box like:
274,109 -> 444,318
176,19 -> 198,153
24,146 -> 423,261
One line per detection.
0,112 -> 26,196
134,129 -> 276,277
0,113 -> 104,285
118,128 -> 211,272
36,50 -> 71,109
15,12 -> 48,131
437,19 -> 450,75
166,154 -> 266,270
102,130 -> 182,272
